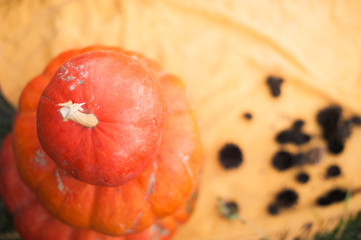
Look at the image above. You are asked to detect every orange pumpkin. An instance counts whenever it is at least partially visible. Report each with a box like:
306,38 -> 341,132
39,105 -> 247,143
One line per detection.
37,50 -> 166,187
0,134 -> 197,240
12,46 -> 202,235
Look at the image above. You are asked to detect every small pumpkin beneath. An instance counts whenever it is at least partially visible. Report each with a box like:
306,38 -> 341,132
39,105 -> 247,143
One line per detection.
12,46 -> 202,236
0,134 -> 198,240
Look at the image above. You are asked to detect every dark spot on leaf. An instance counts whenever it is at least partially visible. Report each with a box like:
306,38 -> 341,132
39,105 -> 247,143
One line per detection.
218,143 -> 243,169
350,115 -> 361,125
292,153 -> 308,166
317,106 -> 342,135
267,204 -> 279,215
266,76 -> 284,97
275,189 -> 299,208
296,172 -> 310,184
218,199 -> 239,220
316,188 -> 348,207
292,120 -> 305,130
326,165 -> 341,178
276,119 -> 311,145
338,121 -> 351,139
272,151 -> 294,171
243,112 -> 253,120
316,105 -> 361,155
267,189 -> 298,215
326,138 -> 344,154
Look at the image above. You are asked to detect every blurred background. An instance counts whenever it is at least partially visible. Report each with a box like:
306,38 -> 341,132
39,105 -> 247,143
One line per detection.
1,1 -> 361,239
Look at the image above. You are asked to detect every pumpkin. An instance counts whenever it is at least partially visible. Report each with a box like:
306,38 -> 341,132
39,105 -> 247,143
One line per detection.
12,46 -> 202,235
0,134 -> 197,240
37,50 -> 166,186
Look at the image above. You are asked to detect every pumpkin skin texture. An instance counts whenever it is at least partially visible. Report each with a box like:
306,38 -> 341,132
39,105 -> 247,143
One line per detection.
37,51 -> 165,186
0,134 -> 197,240
13,46 -> 202,235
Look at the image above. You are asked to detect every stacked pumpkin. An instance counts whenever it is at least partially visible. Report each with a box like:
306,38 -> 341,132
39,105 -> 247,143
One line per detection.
0,46 -> 202,239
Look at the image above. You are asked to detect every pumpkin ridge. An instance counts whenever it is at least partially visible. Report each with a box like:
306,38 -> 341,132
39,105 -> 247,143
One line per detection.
134,160 -> 160,216
179,152 -> 195,186
12,115 -> 57,192
88,181 -> 149,235
39,167 -> 96,229
138,179 -> 158,233
37,167 -> 70,224
148,153 -> 193,218
124,211 -> 143,234
14,194 -> 74,239
14,198 -> 47,238
134,164 -> 160,210
40,201 -> 70,239
179,113 -> 202,174
160,150 -> 194,187
162,111 -> 202,176
146,185 -> 165,221
3,196 -> 29,217
158,74 -> 193,115
88,185 -> 116,234
122,178 -> 156,234
88,184 -> 101,232
31,162 -> 58,194
144,162 -> 158,199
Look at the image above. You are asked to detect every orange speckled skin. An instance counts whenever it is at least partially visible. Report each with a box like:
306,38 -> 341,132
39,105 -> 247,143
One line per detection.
12,46 -> 202,235
0,134 -> 198,240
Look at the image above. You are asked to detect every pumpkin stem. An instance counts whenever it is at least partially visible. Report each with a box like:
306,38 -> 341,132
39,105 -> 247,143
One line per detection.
57,100 -> 98,128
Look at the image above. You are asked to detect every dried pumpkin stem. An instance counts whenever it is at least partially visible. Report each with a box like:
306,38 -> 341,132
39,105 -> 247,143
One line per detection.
57,100 -> 98,128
